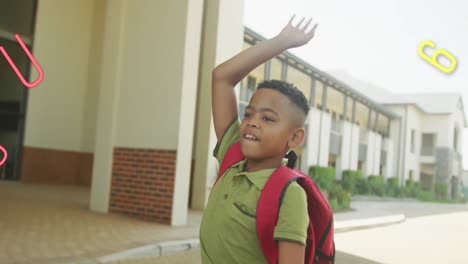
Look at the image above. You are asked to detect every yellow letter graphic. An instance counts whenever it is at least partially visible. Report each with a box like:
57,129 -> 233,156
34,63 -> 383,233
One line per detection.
418,40 -> 457,74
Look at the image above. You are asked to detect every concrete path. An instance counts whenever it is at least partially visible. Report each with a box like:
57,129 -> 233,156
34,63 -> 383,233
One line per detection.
2,181 -> 466,264
335,211 -> 468,263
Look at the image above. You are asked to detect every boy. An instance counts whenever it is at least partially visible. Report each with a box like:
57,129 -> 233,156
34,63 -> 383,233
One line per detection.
200,16 -> 318,264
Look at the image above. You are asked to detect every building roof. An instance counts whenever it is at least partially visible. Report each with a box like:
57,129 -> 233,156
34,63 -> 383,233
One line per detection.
244,27 -> 400,120
328,70 -> 467,126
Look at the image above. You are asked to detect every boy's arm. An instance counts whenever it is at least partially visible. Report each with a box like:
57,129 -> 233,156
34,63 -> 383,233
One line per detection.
211,15 -> 318,141
278,241 -> 305,264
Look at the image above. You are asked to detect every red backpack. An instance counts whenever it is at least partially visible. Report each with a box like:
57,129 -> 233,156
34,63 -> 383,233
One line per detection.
214,142 -> 335,264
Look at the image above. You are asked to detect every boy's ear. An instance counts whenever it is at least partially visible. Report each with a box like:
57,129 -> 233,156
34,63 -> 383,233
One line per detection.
288,127 -> 305,148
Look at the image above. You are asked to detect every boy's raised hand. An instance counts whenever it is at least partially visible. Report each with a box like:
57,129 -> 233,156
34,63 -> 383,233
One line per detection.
277,15 -> 318,49
211,15 -> 319,142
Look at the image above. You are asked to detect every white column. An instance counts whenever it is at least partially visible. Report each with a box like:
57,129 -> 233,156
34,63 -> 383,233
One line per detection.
90,0 -> 127,212
365,131 -> 375,176
340,121 -> 352,170
373,134 -> 382,175
319,112 -> 331,166
383,138 -> 394,178
307,108 -> 321,167
191,0 -> 245,209
171,0 -> 204,226
349,124 -> 360,170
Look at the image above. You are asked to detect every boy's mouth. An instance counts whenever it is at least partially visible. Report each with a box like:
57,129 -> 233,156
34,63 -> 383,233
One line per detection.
244,133 -> 259,141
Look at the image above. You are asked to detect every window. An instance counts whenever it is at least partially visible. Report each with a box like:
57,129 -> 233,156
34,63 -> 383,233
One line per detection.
346,98 -> 354,122
410,129 -> 416,153
421,133 -> 436,156
355,101 -> 370,130
287,65 -> 311,102
357,161 -> 363,171
368,110 -> 375,131
239,76 -> 256,119
328,154 -> 337,168
269,58 -> 283,80
327,87 -> 344,120
239,41 -> 265,119
377,115 -> 390,137
314,80 -> 324,109
240,76 -> 256,102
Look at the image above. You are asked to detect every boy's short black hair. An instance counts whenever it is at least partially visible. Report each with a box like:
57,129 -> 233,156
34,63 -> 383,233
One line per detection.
257,80 -> 310,116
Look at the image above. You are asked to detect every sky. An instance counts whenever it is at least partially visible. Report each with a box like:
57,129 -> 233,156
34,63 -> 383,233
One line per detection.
243,0 -> 468,169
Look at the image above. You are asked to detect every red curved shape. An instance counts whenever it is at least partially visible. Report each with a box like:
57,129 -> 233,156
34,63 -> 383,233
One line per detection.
0,34 -> 44,88
0,145 -> 7,167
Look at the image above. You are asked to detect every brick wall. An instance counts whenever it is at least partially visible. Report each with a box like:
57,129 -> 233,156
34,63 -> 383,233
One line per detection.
110,147 -> 176,224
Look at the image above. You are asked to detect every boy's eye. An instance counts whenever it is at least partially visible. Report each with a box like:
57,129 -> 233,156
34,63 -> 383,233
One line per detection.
263,116 -> 274,122
244,112 -> 251,118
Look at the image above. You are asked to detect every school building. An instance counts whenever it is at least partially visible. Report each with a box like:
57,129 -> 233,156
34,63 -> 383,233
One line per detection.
0,0 -> 465,226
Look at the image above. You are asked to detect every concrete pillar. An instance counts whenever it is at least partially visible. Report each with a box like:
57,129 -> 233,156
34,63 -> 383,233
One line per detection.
307,108 -> 321,167
90,0 -> 204,226
191,0 -> 245,210
319,112 -> 331,166
373,134 -> 382,175
90,0 -> 127,213
340,121 -> 352,170
349,124 -> 360,171
383,138 -> 394,178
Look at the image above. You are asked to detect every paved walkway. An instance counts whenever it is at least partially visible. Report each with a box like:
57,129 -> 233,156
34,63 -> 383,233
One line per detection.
105,249 -> 382,264
2,181 -> 465,264
0,182 -> 200,264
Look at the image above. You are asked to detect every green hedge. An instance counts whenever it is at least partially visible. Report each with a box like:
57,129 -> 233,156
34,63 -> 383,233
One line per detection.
402,179 -> 421,198
418,191 -> 435,201
368,175 -> 385,196
309,166 -> 351,211
309,166 -> 336,192
385,177 -> 400,197
435,183 -> 448,200
328,185 -> 351,210
342,170 -> 368,194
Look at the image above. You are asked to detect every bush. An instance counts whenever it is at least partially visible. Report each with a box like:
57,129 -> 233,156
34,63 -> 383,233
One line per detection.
418,191 -> 435,202
385,177 -> 400,197
402,179 -> 421,198
328,184 -> 351,211
434,183 -> 448,200
354,171 -> 369,195
368,175 -> 385,196
328,199 -> 339,210
309,166 -> 336,192
342,170 -> 364,193
309,166 -> 351,210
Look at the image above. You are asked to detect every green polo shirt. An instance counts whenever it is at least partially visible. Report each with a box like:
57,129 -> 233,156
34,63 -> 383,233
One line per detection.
200,119 -> 309,264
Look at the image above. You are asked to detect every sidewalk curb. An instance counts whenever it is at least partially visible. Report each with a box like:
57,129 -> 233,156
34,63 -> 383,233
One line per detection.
88,214 -> 406,263
335,214 -> 406,233
95,238 -> 200,263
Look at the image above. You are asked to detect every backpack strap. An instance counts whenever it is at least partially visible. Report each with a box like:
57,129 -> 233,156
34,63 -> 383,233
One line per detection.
256,165 -> 301,264
213,142 -> 243,187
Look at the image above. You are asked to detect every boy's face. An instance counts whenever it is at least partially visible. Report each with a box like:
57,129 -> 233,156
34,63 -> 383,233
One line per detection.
239,88 -> 304,161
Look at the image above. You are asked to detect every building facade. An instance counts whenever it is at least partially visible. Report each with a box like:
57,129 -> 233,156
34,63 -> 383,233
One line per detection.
0,0 -> 465,227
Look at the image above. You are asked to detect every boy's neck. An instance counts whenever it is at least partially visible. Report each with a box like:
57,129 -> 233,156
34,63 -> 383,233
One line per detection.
244,155 -> 284,173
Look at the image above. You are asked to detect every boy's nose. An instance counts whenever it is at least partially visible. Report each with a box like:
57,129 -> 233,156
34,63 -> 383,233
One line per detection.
247,120 -> 259,128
